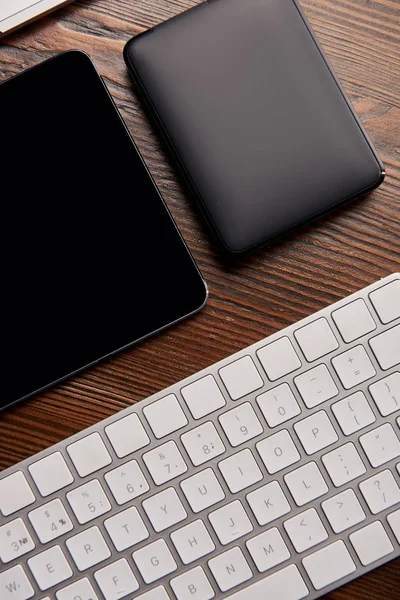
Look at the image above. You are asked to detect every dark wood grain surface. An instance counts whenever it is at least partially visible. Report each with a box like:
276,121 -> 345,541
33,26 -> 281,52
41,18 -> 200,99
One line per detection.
1,0 -> 399,598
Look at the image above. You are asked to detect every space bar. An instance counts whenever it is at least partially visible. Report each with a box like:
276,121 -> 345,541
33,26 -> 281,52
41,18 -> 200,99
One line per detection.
226,565 -> 309,600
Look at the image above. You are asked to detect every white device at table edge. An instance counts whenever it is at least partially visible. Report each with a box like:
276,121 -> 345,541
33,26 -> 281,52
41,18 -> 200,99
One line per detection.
0,0 -> 74,36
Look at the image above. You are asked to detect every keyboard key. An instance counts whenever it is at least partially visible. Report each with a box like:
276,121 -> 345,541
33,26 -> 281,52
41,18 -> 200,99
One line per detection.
369,373 -> 400,416
105,414 -> 150,458
359,470 -> 400,514
105,459 -> 149,504
219,356 -> 263,400
28,452 -> 74,497
143,487 -> 187,532
28,499 -> 73,543
171,520 -> 215,565
94,558 -> 139,600
322,442 -> 366,487
66,526 -> 111,570
0,518 -> 35,563
331,391 -> 376,435
332,299 -> 376,343
387,509 -> 400,543
257,383 -> 301,428
104,507 -> 149,551
28,546 -> 73,590
136,588 -> 170,600
284,508 -> 328,552
0,565 -> 34,600
218,449 -> 262,493
143,394 -> 188,439
223,564 -> 308,600
294,317 -> 339,362
322,489 -> 366,533
370,279 -> 400,323
350,521 -> 393,566
208,547 -> 252,592
302,540 -> 355,590
284,462 -> 328,506
246,527 -> 290,573
181,375 -> 226,419
218,402 -> 263,447
332,345 -> 376,389
294,364 -> 338,409
359,423 -> 400,467
143,441 -> 187,485
209,500 -> 253,545
369,325 -> 400,370
180,468 -> 225,513
0,471 -> 35,516
294,410 -> 338,455
67,433 -> 112,477
132,539 -> 177,584
256,430 -> 300,474
246,481 -> 291,526
181,422 -> 225,466
257,337 -> 301,381
66,479 -> 111,524
56,579 -> 99,600
171,567 -> 215,600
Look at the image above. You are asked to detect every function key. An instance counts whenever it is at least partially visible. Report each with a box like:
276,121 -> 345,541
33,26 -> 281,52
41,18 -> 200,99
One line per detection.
219,356 -> 263,400
332,299 -> 376,343
294,318 -> 339,362
144,394 -> 188,439
67,433 -> 112,477
257,337 -> 301,382
369,279 -> 400,324
105,414 -> 150,458
28,452 -> 73,497
0,471 -> 35,517
369,325 -> 400,370
181,375 -> 226,419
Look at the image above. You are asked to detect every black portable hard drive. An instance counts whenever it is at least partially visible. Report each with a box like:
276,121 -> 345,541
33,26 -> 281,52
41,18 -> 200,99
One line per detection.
124,0 -> 384,253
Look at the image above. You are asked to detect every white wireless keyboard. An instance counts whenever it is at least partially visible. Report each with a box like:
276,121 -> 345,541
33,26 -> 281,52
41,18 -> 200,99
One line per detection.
1,273 -> 399,600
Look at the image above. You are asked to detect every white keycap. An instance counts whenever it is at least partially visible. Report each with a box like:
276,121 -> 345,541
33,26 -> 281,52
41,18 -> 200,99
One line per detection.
0,471 -> 35,516
322,442 -> 366,487
349,521 -> 394,565
359,423 -> 400,467
208,547 -> 252,592
359,469 -> 400,514
137,588 -> 170,600
246,481 -> 291,526
257,337 -> 301,381
322,489 -> 366,533
257,383 -> 301,428
218,449 -> 262,493
219,356 -> 263,400
56,578 -> 99,600
0,518 -> 35,563
294,410 -> 338,455
66,479 -> 111,524
105,459 -> 149,505
246,528 -> 290,573
66,526 -> 111,570
144,394 -> 188,439
332,345 -> 376,389
170,566 -> 215,600
209,500 -> 253,545
67,433 -> 112,477
294,364 -> 338,409
302,540 -> 355,590
171,520 -> 215,565
294,317 -> 339,362
387,509 -> 400,543
28,546 -> 73,591
94,558 -> 139,600
0,565 -> 34,600
181,375 -> 226,419
28,452 -> 74,497
143,441 -> 187,485
223,564 -> 308,600
218,402 -> 263,447
143,487 -> 187,532
132,539 -> 177,584
284,462 -> 328,506
105,414 -> 150,458
180,468 -> 225,513
332,299 -> 376,343
28,499 -> 73,543
181,422 -> 225,466
370,325 -> 400,370
104,507 -> 149,551
370,373 -> 400,416
256,430 -> 300,474
284,508 -> 328,552
331,391 -> 376,435
370,279 -> 400,324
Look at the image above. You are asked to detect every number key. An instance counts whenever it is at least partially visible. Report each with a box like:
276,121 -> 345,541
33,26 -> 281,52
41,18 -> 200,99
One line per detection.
219,402 -> 263,447
181,422 -> 225,466
28,499 -> 73,544
0,518 -> 35,563
105,460 -> 149,505
143,441 -> 187,485
66,480 -> 111,524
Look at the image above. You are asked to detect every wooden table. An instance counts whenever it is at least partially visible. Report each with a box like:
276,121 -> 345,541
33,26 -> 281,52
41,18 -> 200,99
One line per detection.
1,0 -> 399,598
